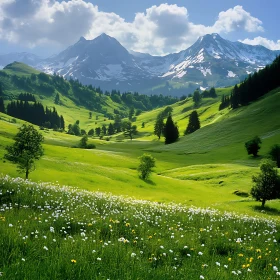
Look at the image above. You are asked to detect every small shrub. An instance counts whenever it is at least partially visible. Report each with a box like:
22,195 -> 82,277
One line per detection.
86,144 -> 96,149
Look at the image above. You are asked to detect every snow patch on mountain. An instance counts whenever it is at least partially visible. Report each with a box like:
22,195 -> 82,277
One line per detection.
197,66 -> 212,77
227,71 -> 236,78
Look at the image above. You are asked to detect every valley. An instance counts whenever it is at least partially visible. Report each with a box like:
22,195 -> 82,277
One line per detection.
0,2 -> 280,276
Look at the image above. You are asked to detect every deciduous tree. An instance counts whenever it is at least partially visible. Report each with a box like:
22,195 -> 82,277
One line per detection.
5,124 -> 44,179
251,159 -> 280,208
137,153 -> 156,180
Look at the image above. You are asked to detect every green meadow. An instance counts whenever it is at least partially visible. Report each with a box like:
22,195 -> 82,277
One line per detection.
1,87 -> 280,217
1,62 -> 280,279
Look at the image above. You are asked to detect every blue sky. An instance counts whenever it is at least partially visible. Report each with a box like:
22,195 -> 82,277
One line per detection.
0,0 -> 279,57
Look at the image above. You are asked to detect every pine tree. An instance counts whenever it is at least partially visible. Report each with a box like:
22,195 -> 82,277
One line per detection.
185,111 -> 200,134
164,115 -> 179,144
108,123 -> 114,135
54,93 -> 60,105
0,97 -> 5,113
192,90 -> 201,107
102,124 -> 107,135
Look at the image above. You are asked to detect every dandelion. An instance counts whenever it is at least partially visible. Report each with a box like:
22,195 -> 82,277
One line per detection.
71,259 -> 76,264
228,258 -> 232,262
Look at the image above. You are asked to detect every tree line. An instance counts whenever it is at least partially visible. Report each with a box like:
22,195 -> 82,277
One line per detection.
220,55 -> 280,110
5,100 -> 65,130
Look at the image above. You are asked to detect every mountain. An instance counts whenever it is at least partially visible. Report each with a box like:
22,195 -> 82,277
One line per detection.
38,34 -> 156,91
135,33 -> 280,88
1,33 -> 279,95
0,52 -> 42,69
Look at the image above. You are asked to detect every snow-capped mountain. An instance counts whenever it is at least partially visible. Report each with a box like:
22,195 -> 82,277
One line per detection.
1,33 -> 279,95
39,34 -> 153,87
135,33 -> 280,86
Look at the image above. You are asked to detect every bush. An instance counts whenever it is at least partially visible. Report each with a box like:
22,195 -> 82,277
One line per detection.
245,136 -> 262,157
86,143 -> 96,149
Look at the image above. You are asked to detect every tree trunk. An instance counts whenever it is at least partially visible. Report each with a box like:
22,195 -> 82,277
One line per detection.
261,199 -> 266,208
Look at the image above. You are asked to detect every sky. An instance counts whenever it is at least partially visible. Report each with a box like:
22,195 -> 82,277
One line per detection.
0,0 -> 279,57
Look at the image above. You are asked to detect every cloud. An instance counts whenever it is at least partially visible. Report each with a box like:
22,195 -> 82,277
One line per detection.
239,37 -> 280,50
213,5 -> 263,33
0,1 -> 266,55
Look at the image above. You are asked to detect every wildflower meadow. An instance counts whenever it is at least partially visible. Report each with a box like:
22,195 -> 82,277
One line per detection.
0,175 -> 280,279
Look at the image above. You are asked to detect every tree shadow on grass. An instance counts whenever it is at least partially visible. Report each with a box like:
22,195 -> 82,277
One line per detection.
144,179 -> 156,186
252,205 -> 280,216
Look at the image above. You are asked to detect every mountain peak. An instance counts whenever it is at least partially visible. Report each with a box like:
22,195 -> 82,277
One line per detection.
96,33 -> 113,40
79,36 -> 86,42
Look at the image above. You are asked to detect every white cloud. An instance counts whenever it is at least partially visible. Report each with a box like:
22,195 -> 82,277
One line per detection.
239,37 -> 280,50
0,1 -> 266,55
213,5 -> 264,33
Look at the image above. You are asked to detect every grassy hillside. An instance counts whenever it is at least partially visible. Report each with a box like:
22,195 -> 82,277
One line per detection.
1,86 -> 280,217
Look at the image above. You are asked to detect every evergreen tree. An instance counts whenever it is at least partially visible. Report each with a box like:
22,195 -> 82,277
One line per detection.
54,93 -> 60,105
108,123 -> 114,135
60,115 -> 65,130
102,124 -> 107,135
269,144 -> 280,168
185,111 -> 200,134
192,90 -> 201,107
0,97 -> 5,113
209,87 -> 217,98
164,115 -> 179,144
95,127 -> 101,137
128,107 -> 135,121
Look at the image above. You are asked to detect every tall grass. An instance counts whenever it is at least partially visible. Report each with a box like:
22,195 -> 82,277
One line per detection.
1,175 -> 280,279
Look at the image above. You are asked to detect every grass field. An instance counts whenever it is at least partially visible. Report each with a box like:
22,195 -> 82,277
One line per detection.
1,176 -> 280,279
1,79 -> 280,279
1,88 -> 280,219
